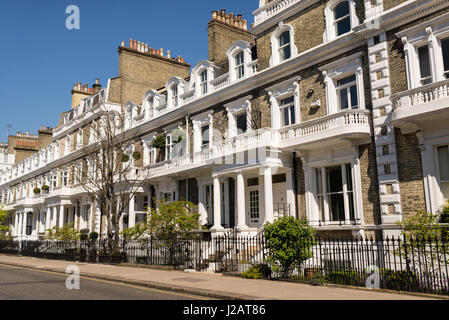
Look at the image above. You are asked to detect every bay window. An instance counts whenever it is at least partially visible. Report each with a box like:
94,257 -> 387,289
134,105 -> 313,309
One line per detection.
315,164 -> 355,224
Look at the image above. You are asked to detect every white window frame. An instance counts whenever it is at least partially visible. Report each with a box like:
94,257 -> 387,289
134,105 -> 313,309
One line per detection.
227,41 -> 253,82
267,78 -> 301,130
192,111 -> 213,153
436,144 -> 449,203
270,22 -> 298,67
398,14 -> 449,89
225,96 -> 253,138
324,0 -> 359,42
319,52 -> 365,115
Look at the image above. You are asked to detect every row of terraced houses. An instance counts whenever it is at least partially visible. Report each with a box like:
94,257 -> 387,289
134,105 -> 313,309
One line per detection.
1,0 -> 448,240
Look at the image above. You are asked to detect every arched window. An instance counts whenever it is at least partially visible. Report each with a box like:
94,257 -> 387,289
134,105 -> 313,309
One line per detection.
334,1 -> 351,37
270,22 -> 298,67
324,0 -> 358,42
278,31 -> 291,62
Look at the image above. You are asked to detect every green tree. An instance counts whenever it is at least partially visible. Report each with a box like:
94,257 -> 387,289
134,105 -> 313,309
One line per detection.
396,205 -> 449,288
45,223 -> 81,241
264,216 -> 317,278
0,207 -> 12,240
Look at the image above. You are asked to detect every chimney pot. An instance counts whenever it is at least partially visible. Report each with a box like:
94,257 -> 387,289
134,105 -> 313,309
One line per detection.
160,48 -> 164,56
95,79 -> 99,85
212,11 -> 217,19
129,38 -> 133,48
243,20 -> 248,30
145,44 -> 149,52
121,40 -> 125,47
133,39 -> 137,50
167,50 -> 171,58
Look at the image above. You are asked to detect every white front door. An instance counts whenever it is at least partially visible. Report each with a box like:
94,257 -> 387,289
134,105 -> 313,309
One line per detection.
246,186 -> 260,228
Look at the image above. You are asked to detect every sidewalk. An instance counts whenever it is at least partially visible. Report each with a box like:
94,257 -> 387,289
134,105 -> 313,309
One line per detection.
0,254 -> 442,300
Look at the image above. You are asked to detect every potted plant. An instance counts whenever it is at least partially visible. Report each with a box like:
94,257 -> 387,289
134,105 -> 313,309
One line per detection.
121,154 -> 130,163
33,188 -> 41,195
132,151 -> 141,161
152,134 -> 166,150
41,185 -> 50,194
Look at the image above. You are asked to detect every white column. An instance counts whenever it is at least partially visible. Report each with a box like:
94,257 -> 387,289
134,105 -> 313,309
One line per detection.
342,164 -> 351,225
59,205 -> 64,227
322,167 -> 330,224
263,167 -> 274,224
223,180 -> 230,228
212,177 -> 223,230
197,181 -> 208,225
286,170 -> 296,217
236,172 -> 248,230
128,195 -> 136,228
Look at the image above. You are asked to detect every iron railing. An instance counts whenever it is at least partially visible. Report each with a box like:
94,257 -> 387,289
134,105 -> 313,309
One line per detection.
1,235 -> 448,296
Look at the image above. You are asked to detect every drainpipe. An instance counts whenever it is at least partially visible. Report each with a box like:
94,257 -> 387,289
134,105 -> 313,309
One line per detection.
292,152 -> 299,220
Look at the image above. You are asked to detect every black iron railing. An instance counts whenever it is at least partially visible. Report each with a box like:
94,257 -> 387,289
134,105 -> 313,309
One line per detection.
1,235 -> 448,296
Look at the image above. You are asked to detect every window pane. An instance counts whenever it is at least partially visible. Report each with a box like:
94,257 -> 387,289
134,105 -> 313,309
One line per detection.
336,17 -> 351,36
437,146 -> 449,181
316,169 -> 323,194
327,166 -> 343,193
281,45 -> 291,61
281,96 -> 294,105
202,126 -> 209,145
346,164 -> 353,191
236,114 -> 247,134
283,108 -> 290,126
279,31 -> 290,47
418,46 -> 431,79
350,85 -> 358,108
339,88 -> 349,109
337,75 -> 356,86
235,51 -> 244,65
442,38 -> 449,76
334,1 -> 349,19
330,193 -> 345,221
290,105 -> 296,125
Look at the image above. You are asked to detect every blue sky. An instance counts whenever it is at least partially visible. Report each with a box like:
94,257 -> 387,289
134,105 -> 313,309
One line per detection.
0,0 -> 257,143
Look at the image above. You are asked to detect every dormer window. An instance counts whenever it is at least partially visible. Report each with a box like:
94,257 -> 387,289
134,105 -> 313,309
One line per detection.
200,70 -> 208,95
270,22 -> 298,67
324,0 -> 358,42
171,85 -> 179,107
235,51 -> 245,79
334,1 -> 351,37
201,125 -> 210,150
278,31 -> 291,62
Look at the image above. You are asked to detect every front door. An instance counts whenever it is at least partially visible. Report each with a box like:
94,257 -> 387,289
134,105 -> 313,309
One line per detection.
246,186 -> 260,228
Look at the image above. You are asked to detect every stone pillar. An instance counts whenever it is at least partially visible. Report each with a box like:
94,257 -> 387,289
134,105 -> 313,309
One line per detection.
285,170 -> 296,217
128,195 -> 136,228
236,172 -> 248,230
263,167 -> 274,224
197,181 -> 208,226
212,177 -> 223,230
59,205 -> 65,228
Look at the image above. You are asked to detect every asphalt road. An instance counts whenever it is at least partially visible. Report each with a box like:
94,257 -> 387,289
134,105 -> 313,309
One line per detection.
0,264 -> 207,300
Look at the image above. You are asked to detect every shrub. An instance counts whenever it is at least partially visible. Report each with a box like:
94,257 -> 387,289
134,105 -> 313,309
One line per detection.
380,269 -> 420,291
241,264 -> 272,280
80,229 -> 89,241
264,216 -> 317,278
152,134 -> 166,149
33,188 -> 41,194
45,224 -> 80,241
132,151 -> 141,161
326,270 -> 365,287
89,231 -> 99,241
121,154 -> 130,163
41,185 -> 50,191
